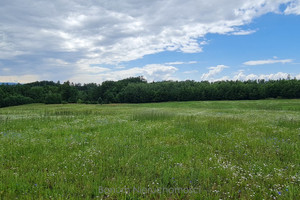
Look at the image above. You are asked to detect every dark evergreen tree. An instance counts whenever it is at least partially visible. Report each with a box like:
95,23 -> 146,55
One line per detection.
0,77 -> 299,108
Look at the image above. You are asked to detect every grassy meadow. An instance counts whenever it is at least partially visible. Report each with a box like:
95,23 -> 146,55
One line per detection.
0,99 -> 299,199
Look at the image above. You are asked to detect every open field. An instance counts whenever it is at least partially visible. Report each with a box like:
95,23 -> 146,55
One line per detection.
0,99 -> 299,199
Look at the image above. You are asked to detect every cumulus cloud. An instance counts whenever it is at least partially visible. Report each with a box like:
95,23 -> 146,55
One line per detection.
233,70 -> 290,80
201,65 -> 229,80
213,76 -> 231,82
243,59 -> 293,65
205,70 -> 300,82
0,0 -> 298,83
284,0 -> 300,14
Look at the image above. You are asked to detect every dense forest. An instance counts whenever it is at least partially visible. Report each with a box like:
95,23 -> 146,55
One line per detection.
0,77 -> 300,108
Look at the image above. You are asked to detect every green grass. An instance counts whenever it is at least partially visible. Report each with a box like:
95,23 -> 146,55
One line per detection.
0,99 -> 299,199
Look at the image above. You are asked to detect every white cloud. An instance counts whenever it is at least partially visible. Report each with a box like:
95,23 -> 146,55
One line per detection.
201,65 -> 229,80
69,64 -> 178,83
0,0 -> 298,83
114,66 -> 126,69
231,29 -> 257,35
0,75 -> 40,83
165,61 -> 197,65
165,62 -> 185,65
179,39 -> 204,53
213,76 -> 231,82
1,68 -> 11,72
205,70 -> 300,82
284,0 -> 300,14
243,59 -> 293,65
233,70 -> 290,80
184,70 -> 199,74
77,64 -> 111,74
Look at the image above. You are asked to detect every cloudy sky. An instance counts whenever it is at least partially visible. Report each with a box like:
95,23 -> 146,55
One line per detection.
0,0 -> 300,83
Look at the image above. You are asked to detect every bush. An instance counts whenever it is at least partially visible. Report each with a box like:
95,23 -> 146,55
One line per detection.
2,95 -> 34,107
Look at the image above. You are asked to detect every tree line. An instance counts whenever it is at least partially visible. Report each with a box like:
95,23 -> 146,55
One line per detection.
0,77 -> 300,107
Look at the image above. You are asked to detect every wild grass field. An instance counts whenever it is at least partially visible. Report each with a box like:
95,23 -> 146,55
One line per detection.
0,99 -> 299,199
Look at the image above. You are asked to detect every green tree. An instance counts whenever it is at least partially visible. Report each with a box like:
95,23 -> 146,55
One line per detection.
44,92 -> 62,104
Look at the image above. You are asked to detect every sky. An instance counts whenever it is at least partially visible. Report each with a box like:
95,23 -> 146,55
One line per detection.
0,0 -> 300,84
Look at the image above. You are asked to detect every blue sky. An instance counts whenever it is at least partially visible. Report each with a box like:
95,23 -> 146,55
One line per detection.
123,13 -> 300,82
0,0 -> 300,83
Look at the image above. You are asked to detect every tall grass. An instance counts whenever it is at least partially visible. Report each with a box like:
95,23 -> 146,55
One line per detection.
0,100 -> 299,199
131,110 -> 175,121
